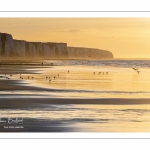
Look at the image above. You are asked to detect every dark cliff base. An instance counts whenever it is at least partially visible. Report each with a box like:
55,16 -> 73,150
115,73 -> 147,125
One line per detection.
0,57 -> 114,64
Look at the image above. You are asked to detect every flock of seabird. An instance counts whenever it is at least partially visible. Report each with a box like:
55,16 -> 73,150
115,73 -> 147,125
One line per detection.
0,65 -> 141,85
93,72 -> 108,75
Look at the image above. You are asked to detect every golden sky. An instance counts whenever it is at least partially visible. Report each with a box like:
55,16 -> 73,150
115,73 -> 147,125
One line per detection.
0,18 -> 150,58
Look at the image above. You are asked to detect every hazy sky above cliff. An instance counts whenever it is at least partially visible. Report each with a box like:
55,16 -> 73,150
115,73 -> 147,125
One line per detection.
0,18 -> 150,58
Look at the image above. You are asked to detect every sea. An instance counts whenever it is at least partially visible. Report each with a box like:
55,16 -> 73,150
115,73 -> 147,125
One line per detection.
1,59 -> 150,132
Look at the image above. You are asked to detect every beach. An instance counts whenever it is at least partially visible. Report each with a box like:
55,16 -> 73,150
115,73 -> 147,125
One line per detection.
1,59 -> 150,132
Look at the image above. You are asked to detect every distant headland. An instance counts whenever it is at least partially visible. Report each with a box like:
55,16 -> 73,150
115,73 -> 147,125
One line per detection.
0,32 -> 113,59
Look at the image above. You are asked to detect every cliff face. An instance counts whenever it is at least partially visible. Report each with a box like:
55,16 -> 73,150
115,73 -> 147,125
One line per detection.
0,33 -> 113,59
0,33 -> 68,59
67,47 -> 113,59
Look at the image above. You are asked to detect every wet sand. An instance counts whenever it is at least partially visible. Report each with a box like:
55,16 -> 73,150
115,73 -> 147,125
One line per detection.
1,63 -> 150,108
1,61 -> 150,132
0,118 -> 76,132
1,97 -> 150,108
1,63 -> 150,107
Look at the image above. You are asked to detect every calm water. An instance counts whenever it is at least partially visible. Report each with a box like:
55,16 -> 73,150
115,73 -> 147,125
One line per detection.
26,59 -> 150,98
1,60 -> 150,132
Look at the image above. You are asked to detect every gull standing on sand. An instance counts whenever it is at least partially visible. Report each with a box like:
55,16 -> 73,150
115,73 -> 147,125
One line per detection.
132,68 -> 137,70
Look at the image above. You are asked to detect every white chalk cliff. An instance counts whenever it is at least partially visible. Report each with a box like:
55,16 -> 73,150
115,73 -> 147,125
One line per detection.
67,47 -> 113,59
0,33 -> 113,59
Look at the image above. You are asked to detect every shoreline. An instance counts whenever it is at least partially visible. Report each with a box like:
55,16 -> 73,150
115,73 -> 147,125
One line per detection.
1,62 -> 150,106
1,97 -> 150,109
